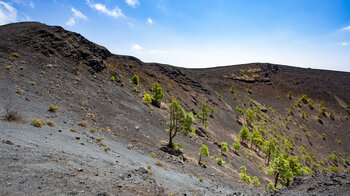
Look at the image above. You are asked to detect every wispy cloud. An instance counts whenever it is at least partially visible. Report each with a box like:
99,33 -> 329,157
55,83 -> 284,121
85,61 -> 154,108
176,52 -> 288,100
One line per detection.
87,0 -> 125,18
131,44 -> 143,52
11,0 -> 34,8
0,1 -> 17,25
65,7 -> 87,26
125,0 -> 139,8
340,26 -> 350,31
29,1 -> 34,8
147,18 -> 153,25
337,42 -> 350,46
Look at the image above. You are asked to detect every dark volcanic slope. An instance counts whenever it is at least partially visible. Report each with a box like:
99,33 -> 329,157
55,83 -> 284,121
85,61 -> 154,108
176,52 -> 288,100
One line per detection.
1,22 -> 350,195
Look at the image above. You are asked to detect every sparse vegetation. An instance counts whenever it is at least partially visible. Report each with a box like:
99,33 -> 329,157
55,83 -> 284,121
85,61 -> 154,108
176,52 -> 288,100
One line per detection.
267,183 -> 276,191
239,166 -> 251,183
46,120 -> 55,127
248,84 -> 252,89
132,74 -> 139,85
143,91 -> 152,104
330,110 -> 335,120
252,176 -> 259,186
196,103 -> 209,128
221,142 -> 228,153
216,157 -> 224,166
240,69 -> 245,75
232,140 -> 240,153
239,126 -> 250,144
77,121 -> 88,127
48,104 -> 58,112
258,164 -> 263,170
150,152 -> 157,158
70,128 -> 77,132
32,118 -> 44,128
155,160 -> 163,167
16,88 -> 23,94
231,84 -> 235,92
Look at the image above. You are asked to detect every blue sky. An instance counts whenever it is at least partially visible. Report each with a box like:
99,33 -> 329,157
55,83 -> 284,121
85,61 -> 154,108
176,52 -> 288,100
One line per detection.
1,0 -> 350,71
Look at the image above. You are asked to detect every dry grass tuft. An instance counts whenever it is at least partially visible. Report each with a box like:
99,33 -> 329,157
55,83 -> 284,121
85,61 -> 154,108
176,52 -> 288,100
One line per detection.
77,121 -> 88,127
155,160 -> 163,167
48,104 -> 59,112
96,137 -> 104,142
46,120 -> 55,127
3,107 -> 22,122
150,152 -> 157,158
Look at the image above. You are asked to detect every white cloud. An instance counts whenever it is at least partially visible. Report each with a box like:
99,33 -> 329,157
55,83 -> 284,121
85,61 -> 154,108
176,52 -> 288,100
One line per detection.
336,42 -> 350,46
131,44 -> 143,51
125,0 -> 139,8
341,26 -> 350,31
11,0 -> 34,8
147,18 -> 153,25
87,0 -> 125,18
72,8 -> 87,20
65,7 -> 87,26
127,22 -> 135,28
29,1 -> 34,8
0,1 -> 17,25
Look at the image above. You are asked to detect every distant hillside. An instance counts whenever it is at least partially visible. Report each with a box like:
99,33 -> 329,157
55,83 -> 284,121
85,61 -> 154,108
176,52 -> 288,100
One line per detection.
1,22 -> 349,195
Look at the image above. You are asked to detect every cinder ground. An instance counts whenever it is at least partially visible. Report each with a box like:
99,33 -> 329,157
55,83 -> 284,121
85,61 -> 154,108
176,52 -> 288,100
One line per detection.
1,22 -> 350,195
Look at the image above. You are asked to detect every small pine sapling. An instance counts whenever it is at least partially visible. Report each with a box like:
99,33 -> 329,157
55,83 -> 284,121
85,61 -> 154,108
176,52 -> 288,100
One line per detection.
151,82 -> 164,107
132,74 -> 139,85
166,97 -> 195,148
216,157 -> 224,166
232,140 -> 240,153
196,103 -> 209,128
221,142 -> 228,153
198,144 -> 209,166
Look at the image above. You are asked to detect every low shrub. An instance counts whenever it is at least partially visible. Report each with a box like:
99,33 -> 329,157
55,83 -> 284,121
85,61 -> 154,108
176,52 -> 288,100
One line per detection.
239,166 -> 251,183
132,74 -> 139,85
216,157 -> 225,166
267,183 -> 276,191
3,107 -> 22,122
16,88 -> 23,94
252,176 -> 259,186
32,118 -> 44,128
48,104 -> 58,112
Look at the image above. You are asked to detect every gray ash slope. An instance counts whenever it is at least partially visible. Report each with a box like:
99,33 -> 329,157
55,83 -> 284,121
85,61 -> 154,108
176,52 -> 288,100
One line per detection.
1,22 -> 350,195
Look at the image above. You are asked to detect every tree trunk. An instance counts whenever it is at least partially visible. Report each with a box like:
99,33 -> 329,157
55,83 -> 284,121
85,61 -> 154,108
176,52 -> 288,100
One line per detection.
286,179 -> 290,187
198,154 -> 202,165
267,151 -> 271,166
168,131 -> 173,148
274,172 -> 279,188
